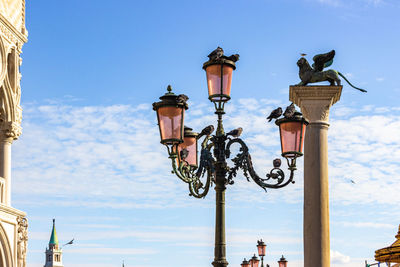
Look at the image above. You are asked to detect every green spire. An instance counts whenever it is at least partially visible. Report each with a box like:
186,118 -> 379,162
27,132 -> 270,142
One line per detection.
49,219 -> 59,246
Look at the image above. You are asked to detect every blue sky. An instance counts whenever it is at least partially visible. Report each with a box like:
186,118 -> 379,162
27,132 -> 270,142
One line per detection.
13,0 -> 400,266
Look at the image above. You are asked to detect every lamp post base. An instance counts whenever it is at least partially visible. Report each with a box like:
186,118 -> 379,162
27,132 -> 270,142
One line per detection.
212,260 -> 229,267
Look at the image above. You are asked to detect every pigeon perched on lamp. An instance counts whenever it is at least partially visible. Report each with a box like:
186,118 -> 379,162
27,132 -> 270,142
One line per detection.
208,47 -> 224,61
176,94 -> 189,105
197,125 -> 215,139
226,127 -> 243,138
267,107 -> 282,122
283,103 -> 296,118
180,148 -> 189,160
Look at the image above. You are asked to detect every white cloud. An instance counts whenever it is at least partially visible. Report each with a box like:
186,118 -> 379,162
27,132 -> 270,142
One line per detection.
331,250 -> 351,264
317,0 -> 342,7
368,0 -> 384,5
337,221 -> 395,229
312,0 -> 387,7
10,99 -> 400,267
13,100 -> 400,209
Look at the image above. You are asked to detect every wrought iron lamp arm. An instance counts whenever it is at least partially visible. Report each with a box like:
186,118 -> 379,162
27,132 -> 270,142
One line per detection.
168,136 -> 215,198
225,138 -> 296,191
188,169 -> 213,198
169,153 -> 193,184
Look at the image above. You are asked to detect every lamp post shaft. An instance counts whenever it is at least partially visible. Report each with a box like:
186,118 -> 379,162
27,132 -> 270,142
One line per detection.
213,179 -> 228,267
212,135 -> 228,267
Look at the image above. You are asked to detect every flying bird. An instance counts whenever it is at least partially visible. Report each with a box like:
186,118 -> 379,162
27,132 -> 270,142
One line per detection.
197,125 -> 215,139
283,103 -> 296,118
208,47 -> 224,60
62,238 -> 74,247
347,178 -> 356,184
226,127 -> 243,138
300,53 -> 307,57
267,107 -> 282,122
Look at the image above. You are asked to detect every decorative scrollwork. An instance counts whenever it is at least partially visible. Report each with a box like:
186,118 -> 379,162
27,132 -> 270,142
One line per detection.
169,127 -> 298,197
196,148 -> 215,178
169,136 -> 215,199
226,138 -> 296,191
188,170 -> 213,198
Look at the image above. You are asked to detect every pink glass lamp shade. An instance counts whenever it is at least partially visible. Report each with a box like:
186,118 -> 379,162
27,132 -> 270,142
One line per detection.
241,258 -> 250,267
249,254 -> 260,267
153,86 -> 188,146
203,48 -> 239,103
278,255 -> 288,267
204,64 -> 233,102
257,239 -> 266,257
275,113 -> 308,159
178,126 -> 198,167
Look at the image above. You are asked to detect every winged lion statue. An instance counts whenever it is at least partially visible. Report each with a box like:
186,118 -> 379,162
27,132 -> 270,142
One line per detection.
296,50 -> 367,92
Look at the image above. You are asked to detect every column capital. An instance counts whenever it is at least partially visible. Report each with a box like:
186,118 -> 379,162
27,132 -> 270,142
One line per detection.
0,121 -> 21,142
289,85 -> 342,123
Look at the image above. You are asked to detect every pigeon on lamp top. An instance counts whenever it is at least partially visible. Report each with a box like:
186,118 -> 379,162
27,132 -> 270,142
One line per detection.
226,127 -> 243,138
176,94 -> 189,104
197,125 -> 215,139
208,47 -> 224,60
267,107 -> 282,122
226,54 -> 240,62
283,103 -> 296,118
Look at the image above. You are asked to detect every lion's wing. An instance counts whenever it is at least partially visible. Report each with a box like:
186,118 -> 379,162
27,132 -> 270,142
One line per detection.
312,50 -> 336,71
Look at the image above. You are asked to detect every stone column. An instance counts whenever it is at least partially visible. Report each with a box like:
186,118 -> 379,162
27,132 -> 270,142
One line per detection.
0,135 -> 13,206
289,85 -> 342,267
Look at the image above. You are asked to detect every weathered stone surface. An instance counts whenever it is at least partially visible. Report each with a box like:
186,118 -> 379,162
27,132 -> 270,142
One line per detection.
0,1 -> 28,266
290,85 -> 342,267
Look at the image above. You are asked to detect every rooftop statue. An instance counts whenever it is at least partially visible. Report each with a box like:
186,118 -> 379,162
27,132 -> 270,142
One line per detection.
296,50 -> 367,92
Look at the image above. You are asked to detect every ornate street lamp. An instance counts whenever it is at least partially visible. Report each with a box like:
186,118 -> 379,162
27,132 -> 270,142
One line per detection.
278,255 -> 288,267
178,126 -> 198,168
203,46 -> 237,103
241,258 -> 251,267
257,239 -> 267,267
250,254 -> 260,267
153,47 -> 308,267
244,241 -> 289,267
276,112 -> 307,159
153,85 -> 188,148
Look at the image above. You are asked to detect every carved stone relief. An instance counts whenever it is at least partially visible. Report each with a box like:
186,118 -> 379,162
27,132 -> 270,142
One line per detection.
0,35 -> 22,139
301,101 -> 332,123
17,216 -> 28,267
289,85 -> 342,124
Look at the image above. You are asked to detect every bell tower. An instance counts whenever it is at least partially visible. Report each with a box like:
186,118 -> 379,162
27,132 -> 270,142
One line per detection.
44,219 -> 64,267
